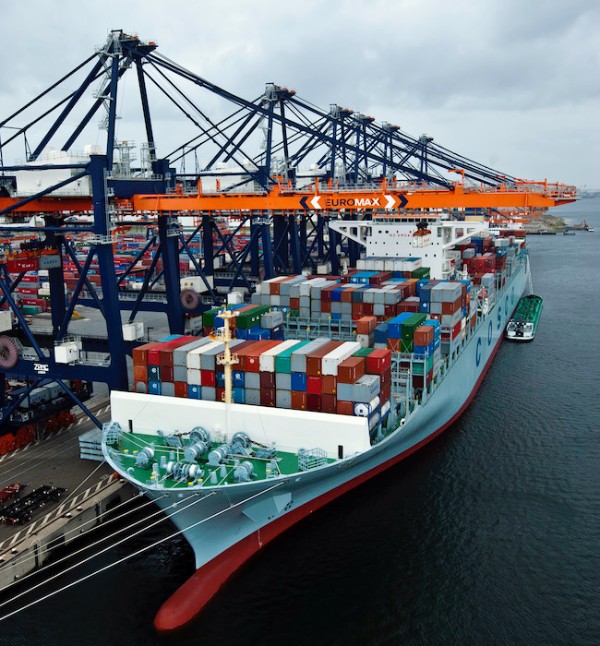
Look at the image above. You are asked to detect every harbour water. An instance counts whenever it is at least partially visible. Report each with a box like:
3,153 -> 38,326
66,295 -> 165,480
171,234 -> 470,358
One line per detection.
1,199 -> 598,645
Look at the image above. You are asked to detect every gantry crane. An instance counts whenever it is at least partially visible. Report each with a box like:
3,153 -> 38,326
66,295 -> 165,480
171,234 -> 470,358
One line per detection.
0,30 -> 576,429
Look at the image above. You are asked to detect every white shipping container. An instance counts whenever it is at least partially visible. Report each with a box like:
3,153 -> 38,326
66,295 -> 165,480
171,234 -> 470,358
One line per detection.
0,310 -> 12,332
54,342 -> 80,364
321,341 -> 362,376
354,396 -> 380,417
122,322 -> 145,341
356,333 -> 372,348
180,275 -> 214,294
186,368 -> 201,386
186,340 -> 223,370
300,277 -> 327,297
259,339 -> 300,372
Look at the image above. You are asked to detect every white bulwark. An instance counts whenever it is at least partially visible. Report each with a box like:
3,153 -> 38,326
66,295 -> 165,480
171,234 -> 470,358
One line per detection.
110,391 -> 371,458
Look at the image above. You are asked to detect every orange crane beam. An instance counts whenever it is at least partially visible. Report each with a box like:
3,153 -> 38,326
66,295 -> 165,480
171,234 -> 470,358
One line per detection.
126,181 -> 576,214
0,180 -> 576,216
0,197 -> 93,214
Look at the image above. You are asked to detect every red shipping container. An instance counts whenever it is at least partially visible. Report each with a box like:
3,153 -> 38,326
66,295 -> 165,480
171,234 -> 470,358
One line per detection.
291,391 -> 307,410
306,341 -> 342,376
235,341 -> 270,372
414,325 -> 434,346
379,368 -> 392,386
336,400 -> 354,416
133,365 -> 148,383
366,349 -> 392,374
174,381 -> 188,398
320,286 -> 336,302
19,298 -> 46,307
147,342 -> 170,366
337,356 -> 365,384
306,375 -> 322,395
260,388 -> 276,407
159,336 -> 196,367
307,394 -> 322,412
16,287 -> 38,295
245,340 -> 281,372
160,365 -> 174,382
452,321 -> 462,339
290,298 -> 300,310
321,393 -> 337,414
441,299 -> 461,315
259,371 -> 275,389
380,382 -> 391,403
351,303 -> 363,318
321,301 -> 331,313
321,375 -> 337,395
216,387 -> 225,402
201,370 -> 216,387
369,271 -> 392,285
397,300 -> 420,314
384,304 -> 397,318
132,341 -> 161,366
362,303 -> 374,316
7,257 -> 38,272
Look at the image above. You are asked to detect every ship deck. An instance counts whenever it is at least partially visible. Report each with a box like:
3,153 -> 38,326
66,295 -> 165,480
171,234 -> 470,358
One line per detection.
109,431 -> 337,489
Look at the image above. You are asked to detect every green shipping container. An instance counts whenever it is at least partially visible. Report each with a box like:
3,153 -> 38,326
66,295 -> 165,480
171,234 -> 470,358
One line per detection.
274,340 -> 311,373
236,305 -> 270,330
400,313 -> 427,353
202,307 -> 221,328
411,267 -> 430,279
353,347 -> 374,357
21,305 -> 41,315
412,354 -> 434,375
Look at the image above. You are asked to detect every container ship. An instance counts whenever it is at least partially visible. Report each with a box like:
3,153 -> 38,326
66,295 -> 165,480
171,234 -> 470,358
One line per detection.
102,214 -> 530,632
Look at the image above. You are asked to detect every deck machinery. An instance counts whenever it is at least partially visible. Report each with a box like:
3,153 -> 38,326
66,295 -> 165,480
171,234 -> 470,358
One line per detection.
0,30 -> 576,430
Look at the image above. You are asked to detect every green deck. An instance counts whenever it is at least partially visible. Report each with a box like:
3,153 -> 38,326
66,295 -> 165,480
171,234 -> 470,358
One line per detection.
512,294 -> 543,327
108,432 -> 336,489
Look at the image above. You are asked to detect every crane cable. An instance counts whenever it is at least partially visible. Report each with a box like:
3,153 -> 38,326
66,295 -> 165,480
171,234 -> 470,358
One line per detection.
0,490 -> 215,612
0,480 -> 284,623
0,490 -> 158,578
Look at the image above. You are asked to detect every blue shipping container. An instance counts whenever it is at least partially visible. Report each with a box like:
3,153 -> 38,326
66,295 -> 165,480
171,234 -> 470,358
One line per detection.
291,372 -> 307,391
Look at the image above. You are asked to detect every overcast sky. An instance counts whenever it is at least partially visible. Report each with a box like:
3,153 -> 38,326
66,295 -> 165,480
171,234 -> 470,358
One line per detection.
1,0 -> 598,188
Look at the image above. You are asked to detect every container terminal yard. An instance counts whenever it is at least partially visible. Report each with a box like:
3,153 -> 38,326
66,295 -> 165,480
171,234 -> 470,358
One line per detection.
0,30 -> 576,621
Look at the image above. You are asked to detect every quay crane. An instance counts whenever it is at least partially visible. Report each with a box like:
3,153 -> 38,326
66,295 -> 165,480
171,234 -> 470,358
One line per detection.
0,30 -> 576,431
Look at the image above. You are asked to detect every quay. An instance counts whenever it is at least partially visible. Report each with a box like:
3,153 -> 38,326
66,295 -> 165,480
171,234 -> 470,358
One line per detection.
0,396 -> 135,590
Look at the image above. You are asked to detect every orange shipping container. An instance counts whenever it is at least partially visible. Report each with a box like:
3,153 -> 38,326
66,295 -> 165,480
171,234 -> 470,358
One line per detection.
337,356 -> 365,384
336,400 -> 354,416
321,375 -> 337,395
291,391 -> 307,410
306,341 -> 342,377
322,393 -> 337,414
356,315 -> 377,335
414,325 -> 434,346
133,365 -> 148,383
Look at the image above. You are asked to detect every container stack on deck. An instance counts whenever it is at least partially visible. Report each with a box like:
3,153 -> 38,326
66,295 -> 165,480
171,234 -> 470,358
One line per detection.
131,334 -> 395,432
